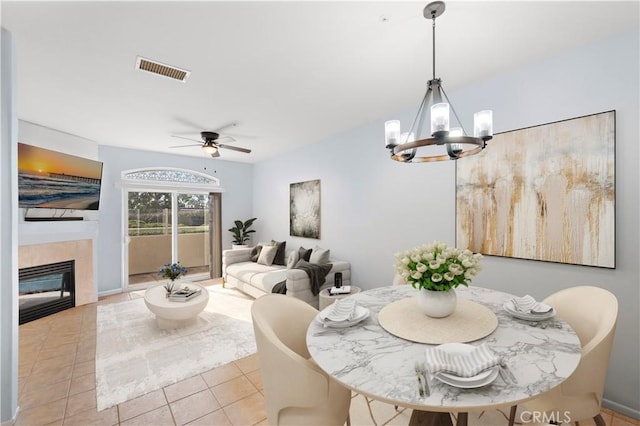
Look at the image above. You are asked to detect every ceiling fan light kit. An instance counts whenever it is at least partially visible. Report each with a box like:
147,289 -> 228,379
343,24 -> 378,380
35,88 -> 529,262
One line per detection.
202,141 -> 218,155
385,1 -> 493,163
169,128 -> 252,158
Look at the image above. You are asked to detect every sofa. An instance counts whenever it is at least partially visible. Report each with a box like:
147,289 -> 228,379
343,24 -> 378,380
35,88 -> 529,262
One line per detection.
222,245 -> 351,308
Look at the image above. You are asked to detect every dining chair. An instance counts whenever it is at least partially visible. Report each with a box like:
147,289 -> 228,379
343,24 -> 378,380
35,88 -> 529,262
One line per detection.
521,286 -> 618,426
251,294 -> 352,426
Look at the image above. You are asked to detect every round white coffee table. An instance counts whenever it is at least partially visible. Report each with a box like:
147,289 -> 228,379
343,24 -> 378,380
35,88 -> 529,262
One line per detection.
144,284 -> 209,330
318,286 -> 361,310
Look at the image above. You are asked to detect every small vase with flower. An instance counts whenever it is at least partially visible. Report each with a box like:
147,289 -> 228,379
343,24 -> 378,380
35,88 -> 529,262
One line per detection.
158,262 -> 189,297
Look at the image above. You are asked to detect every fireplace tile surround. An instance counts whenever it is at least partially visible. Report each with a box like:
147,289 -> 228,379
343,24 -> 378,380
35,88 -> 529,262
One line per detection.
19,240 -> 95,306
19,220 -> 98,307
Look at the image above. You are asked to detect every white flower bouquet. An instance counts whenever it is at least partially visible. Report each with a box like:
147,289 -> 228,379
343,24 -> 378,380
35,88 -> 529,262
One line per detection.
394,241 -> 482,291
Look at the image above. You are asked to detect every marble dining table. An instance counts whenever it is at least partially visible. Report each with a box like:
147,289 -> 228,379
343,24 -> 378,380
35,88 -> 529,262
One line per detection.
306,285 -> 582,426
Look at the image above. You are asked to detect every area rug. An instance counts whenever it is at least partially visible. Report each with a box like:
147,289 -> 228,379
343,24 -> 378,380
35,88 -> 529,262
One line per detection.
95,284 -> 256,411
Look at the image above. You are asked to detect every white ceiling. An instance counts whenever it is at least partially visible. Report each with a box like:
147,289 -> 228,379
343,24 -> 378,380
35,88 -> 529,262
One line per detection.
2,1 -> 638,163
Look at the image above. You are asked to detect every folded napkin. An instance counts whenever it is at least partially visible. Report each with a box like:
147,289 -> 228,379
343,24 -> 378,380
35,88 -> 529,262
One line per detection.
324,298 -> 356,322
511,294 -> 552,314
425,343 -> 501,377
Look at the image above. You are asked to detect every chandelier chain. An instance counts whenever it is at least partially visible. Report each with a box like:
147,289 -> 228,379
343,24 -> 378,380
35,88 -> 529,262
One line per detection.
432,15 -> 437,81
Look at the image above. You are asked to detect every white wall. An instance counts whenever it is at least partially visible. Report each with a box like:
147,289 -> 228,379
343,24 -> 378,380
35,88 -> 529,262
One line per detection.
97,145 -> 253,294
253,28 -> 640,416
18,120 -> 98,159
1,27 -> 19,424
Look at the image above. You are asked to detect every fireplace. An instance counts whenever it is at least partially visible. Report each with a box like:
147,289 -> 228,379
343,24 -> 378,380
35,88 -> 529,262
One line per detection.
19,260 -> 75,324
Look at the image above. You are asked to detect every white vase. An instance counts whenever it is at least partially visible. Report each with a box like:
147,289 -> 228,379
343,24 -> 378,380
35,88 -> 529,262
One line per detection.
232,244 -> 248,249
417,288 -> 457,318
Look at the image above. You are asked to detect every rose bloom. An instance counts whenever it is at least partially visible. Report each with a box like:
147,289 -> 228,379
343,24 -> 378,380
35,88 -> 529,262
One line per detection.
451,264 -> 464,275
431,273 -> 443,282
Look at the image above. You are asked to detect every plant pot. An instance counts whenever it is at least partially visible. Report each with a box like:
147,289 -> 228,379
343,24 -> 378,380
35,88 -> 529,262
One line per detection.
232,244 -> 249,249
417,288 -> 457,318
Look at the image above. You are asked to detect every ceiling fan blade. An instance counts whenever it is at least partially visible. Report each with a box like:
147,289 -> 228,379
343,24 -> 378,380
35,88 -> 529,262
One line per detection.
168,143 -> 202,148
223,132 -> 257,139
218,144 -> 251,154
211,150 -> 221,158
173,117 -> 206,130
212,122 -> 238,134
216,135 -> 236,143
171,135 -> 202,143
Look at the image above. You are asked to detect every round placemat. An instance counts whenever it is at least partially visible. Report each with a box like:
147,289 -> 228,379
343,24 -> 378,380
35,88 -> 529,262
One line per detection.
377,297 -> 498,344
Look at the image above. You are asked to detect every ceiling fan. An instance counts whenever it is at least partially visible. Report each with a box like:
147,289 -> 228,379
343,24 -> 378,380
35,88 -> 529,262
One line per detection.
169,127 -> 252,158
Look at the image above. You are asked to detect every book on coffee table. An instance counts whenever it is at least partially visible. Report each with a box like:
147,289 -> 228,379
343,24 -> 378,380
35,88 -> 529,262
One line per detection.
169,288 -> 202,302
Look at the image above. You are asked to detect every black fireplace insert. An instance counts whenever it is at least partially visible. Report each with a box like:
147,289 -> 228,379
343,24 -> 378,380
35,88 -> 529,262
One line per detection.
19,260 -> 75,324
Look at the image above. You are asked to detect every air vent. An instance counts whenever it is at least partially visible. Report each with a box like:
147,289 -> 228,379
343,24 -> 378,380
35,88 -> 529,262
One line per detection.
136,56 -> 190,82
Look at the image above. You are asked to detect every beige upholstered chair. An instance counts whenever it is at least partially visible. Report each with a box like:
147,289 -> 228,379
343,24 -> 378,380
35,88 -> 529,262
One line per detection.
523,286 -> 618,426
251,294 -> 351,426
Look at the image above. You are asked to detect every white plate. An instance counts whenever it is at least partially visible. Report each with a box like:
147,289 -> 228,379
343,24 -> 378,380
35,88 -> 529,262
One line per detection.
316,305 -> 370,328
436,367 -> 500,389
503,301 -> 555,321
439,366 -> 495,384
430,343 -> 500,388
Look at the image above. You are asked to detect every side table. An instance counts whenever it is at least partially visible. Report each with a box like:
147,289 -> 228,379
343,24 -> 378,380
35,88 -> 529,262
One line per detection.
319,286 -> 361,310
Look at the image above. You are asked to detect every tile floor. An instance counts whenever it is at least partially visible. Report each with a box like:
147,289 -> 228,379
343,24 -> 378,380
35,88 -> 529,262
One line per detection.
16,280 -> 639,426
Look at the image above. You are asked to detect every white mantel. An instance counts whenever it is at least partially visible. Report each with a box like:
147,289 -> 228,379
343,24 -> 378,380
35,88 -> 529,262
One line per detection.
19,218 -> 98,246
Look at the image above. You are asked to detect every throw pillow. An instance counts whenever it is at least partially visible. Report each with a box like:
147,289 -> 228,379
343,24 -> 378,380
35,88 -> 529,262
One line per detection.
309,246 -> 330,265
298,246 -> 312,262
257,245 -> 278,266
250,245 -> 263,263
270,240 -> 287,266
286,250 -> 299,269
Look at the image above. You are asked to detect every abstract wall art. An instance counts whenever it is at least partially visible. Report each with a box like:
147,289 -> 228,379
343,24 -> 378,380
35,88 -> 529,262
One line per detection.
456,111 -> 615,268
290,179 -> 321,239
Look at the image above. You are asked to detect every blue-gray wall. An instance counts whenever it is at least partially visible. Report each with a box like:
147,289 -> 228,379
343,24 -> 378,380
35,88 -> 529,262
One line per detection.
252,28 -> 640,416
97,146 -> 253,293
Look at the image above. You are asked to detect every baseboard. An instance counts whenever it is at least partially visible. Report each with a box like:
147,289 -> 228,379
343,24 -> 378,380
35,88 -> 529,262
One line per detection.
603,398 -> 640,420
98,288 -> 123,297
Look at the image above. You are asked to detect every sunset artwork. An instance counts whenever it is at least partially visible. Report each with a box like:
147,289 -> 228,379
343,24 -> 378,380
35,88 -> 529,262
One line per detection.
18,143 -> 103,210
456,111 -> 615,268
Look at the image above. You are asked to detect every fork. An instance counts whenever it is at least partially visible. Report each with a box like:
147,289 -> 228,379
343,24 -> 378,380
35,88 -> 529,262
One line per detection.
414,362 -> 426,397
419,362 -> 431,396
414,362 -> 431,397
500,359 -> 518,384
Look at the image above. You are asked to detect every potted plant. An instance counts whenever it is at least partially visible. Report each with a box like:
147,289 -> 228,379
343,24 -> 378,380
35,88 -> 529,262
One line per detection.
158,261 -> 189,296
229,217 -> 257,249
394,241 -> 482,318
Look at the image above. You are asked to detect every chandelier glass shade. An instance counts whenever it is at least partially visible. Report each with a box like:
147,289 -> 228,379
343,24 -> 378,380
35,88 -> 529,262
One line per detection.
385,1 -> 493,163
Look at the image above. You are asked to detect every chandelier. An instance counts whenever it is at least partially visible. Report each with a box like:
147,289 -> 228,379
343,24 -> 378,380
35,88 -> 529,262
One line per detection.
385,1 -> 493,163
